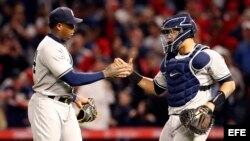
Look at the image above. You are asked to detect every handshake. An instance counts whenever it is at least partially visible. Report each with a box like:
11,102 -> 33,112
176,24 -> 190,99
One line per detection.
102,58 -> 134,78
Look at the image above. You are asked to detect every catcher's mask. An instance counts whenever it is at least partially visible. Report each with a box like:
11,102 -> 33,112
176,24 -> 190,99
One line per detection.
160,13 -> 196,54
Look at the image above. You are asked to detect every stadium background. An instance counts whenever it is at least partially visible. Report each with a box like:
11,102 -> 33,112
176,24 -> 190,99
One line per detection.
0,0 -> 249,140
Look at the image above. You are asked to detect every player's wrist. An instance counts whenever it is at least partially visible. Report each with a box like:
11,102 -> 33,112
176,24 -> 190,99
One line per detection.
209,90 -> 226,108
102,70 -> 108,78
205,102 -> 215,112
72,94 -> 78,102
129,71 -> 143,84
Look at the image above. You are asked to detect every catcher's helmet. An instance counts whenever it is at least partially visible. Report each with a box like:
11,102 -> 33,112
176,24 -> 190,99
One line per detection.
160,13 -> 196,53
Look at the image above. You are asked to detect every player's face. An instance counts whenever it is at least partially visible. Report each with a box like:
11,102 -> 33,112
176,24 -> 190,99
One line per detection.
160,28 -> 180,49
60,23 -> 75,40
162,28 -> 180,42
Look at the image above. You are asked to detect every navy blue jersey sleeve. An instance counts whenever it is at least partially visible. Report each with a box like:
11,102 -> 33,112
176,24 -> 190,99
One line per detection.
60,70 -> 104,86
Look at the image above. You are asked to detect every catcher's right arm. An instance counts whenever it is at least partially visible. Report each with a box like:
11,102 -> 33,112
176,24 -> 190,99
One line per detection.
77,98 -> 98,123
179,105 -> 214,135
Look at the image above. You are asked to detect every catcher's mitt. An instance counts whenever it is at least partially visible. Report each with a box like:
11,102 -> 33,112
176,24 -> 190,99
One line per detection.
77,98 -> 98,123
179,105 -> 214,135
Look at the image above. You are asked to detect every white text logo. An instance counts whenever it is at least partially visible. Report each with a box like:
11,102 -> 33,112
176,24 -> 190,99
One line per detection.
228,129 -> 246,136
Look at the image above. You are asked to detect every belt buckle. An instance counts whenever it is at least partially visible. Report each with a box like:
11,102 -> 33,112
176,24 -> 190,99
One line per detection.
60,96 -> 72,104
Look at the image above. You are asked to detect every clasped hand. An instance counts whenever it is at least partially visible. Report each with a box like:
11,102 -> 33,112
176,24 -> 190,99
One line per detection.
103,58 -> 133,78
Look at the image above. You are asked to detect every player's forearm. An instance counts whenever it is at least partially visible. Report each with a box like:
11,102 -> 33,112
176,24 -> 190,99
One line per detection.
137,77 -> 156,95
219,80 -> 236,98
207,80 -> 235,110
129,71 -> 156,95
60,70 -> 104,86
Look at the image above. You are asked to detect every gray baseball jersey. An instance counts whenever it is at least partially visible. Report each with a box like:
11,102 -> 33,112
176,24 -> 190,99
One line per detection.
28,35 -> 82,141
32,35 -> 73,96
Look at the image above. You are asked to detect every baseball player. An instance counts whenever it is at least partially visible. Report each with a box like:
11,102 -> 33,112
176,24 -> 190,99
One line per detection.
28,7 -> 131,141
116,13 -> 235,141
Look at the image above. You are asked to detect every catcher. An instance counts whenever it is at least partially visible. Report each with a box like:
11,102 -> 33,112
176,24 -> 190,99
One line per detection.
116,13 -> 235,141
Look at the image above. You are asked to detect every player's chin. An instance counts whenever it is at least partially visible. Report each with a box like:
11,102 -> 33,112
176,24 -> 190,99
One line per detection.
69,33 -> 74,37
65,34 -> 74,40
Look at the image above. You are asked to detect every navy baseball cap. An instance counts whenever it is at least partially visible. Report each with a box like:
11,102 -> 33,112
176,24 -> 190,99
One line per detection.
49,7 -> 83,25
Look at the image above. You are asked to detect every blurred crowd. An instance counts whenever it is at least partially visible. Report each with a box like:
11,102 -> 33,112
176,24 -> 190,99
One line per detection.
0,0 -> 249,130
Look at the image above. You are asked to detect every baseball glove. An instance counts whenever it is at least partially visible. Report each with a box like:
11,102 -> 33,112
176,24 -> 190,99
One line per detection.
77,98 -> 98,123
179,105 -> 214,135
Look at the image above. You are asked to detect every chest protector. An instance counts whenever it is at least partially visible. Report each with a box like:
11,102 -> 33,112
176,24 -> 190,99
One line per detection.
160,44 -> 209,107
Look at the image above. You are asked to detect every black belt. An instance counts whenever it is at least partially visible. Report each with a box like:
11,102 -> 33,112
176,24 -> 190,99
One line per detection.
48,96 -> 72,104
199,85 -> 211,91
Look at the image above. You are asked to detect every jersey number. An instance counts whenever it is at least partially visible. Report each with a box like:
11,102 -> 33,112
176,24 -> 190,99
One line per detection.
32,51 -> 38,74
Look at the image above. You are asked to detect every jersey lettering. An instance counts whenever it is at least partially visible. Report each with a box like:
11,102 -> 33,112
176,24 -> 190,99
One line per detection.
32,51 -> 38,74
